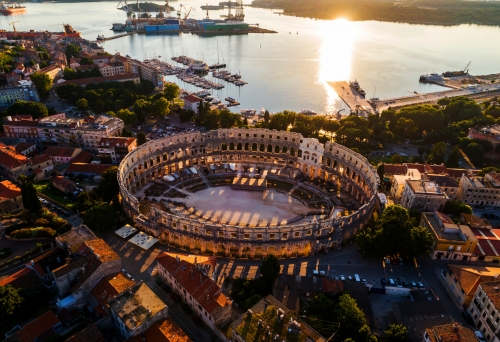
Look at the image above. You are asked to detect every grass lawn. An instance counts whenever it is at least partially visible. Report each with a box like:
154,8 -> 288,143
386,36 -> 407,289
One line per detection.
33,180 -> 76,209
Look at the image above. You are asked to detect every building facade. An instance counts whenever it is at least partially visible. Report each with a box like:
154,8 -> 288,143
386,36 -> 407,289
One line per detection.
0,80 -> 40,108
97,137 -> 137,165
0,180 -> 23,214
127,58 -> 162,88
400,180 -> 448,212
468,280 -> 500,342
457,172 -> 500,208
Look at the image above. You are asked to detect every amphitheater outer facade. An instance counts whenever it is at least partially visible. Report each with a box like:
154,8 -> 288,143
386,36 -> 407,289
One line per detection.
118,128 -> 380,258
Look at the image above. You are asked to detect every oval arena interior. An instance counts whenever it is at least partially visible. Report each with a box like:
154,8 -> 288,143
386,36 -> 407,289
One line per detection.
118,128 -> 380,258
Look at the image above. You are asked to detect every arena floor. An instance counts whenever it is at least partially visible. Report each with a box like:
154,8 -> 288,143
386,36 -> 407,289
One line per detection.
181,187 -> 309,226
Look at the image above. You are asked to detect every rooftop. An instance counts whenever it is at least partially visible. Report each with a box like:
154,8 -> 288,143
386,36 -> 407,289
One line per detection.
90,272 -> 136,311
126,318 -> 192,342
109,283 -> 167,331
427,174 -> 459,187
85,239 -> 120,263
0,180 -> 21,200
17,310 -> 60,342
56,225 -> 98,253
470,228 -> 500,257
0,145 -> 30,169
66,163 -> 114,175
184,94 -> 202,103
0,268 -> 42,290
98,137 -> 136,148
407,179 -> 444,195
31,154 -> 52,166
45,146 -> 82,158
230,295 -> 325,342
64,323 -> 104,342
480,280 -> 500,310
422,212 -> 474,243
448,264 -> 500,295
425,323 -> 477,342
53,176 -> 76,189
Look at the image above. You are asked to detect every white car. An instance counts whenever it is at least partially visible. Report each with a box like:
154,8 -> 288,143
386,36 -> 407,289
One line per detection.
475,331 -> 486,342
340,275 -> 346,281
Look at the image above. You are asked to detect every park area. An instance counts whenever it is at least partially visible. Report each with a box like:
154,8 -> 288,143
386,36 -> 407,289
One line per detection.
33,180 -> 76,209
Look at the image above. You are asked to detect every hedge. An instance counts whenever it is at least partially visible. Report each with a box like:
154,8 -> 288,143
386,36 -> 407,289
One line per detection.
10,227 -> 57,239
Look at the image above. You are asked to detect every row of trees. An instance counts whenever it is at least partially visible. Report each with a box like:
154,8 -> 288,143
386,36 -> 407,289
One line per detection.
63,66 -> 102,80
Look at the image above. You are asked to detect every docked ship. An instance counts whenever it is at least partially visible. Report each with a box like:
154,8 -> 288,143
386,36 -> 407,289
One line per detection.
201,5 -> 223,10
0,24 -> 80,38
349,80 -> 366,97
1,2 -> 26,14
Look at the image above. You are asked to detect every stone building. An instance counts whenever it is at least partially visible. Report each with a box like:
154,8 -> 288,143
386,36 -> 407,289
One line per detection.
118,128 -> 380,258
457,172 -> 500,208
400,180 -> 448,212
467,280 -> 500,342
97,137 -> 137,165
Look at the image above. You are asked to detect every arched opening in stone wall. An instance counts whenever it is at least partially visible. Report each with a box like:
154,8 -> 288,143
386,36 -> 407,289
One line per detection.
267,246 -> 277,257
255,246 -> 264,258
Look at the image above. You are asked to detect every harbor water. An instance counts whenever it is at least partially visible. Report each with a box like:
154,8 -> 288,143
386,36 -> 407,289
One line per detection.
2,1 -> 500,114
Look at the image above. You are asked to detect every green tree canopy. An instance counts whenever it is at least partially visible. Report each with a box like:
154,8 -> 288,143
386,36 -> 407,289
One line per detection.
0,285 -> 24,320
83,202 -> 116,231
443,200 -> 472,216
96,166 -> 119,203
153,97 -> 170,117
116,109 -> 137,126
384,323 -> 409,342
260,255 -> 280,285
76,98 -> 88,110
65,44 -> 80,59
79,56 -> 94,65
137,132 -> 147,146
30,72 -> 52,99
163,82 -> 180,104
446,145 -> 461,168
19,177 -> 41,213
391,154 -> 403,164
334,293 -> 367,341
429,141 -> 447,165
6,100 -> 48,119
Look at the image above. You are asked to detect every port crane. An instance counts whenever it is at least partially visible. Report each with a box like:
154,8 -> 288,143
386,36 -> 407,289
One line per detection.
9,21 -> 20,34
176,4 -> 185,18
220,0 -> 244,21
183,6 -> 195,19
462,61 -> 471,74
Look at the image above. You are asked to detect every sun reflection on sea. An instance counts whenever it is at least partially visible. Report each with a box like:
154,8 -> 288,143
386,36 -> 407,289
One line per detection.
317,19 -> 357,114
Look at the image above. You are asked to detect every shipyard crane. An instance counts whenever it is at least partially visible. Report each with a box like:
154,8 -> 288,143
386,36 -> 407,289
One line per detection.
48,23 -> 69,35
205,3 -> 209,19
184,6 -> 195,20
164,0 -> 171,17
177,4 -> 185,18
463,61 -> 471,74
9,21 -> 20,34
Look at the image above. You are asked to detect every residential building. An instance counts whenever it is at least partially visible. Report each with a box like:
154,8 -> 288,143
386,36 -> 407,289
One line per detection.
427,174 -> 460,200
52,238 -> 121,306
37,64 -> 62,80
109,283 -> 168,339
125,318 -> 192,342
420,211 -> 477,260
52,175 -> 77,194
37,115 -> 80,147
98,55 -> 126,76
65,163 -> 114,177
0,268 -> 43,291
76,115 -> 124,152
3,118 -> 39,143
0,144 -> 32,180
0,80 -> 40,108
0,180 -> 23,214
390,168 -> 421,201
15,142 -> 37,156
5,311 -> 63,342
468,125 -> 500,147
468,280 -> 500,342
87,272 -> 136,319
45,146 -> 83,165
457,172 -> 500,208
380,162 -> 476,181
183,94 -> 202,112
400,179 -> 448,211
97,137 -> 137,165
230,295 -> 326,342
156,252 -> 231,331
444,264 -> 500,307
31,154 -> 54,177
25,248 -> 68,282
423,323 -> 477,342
65,323 -> 105,342
55,225 -> 98,253
127,58 -> 163,88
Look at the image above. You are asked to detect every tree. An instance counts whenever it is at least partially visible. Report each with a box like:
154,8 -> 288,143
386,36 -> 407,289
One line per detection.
116,109 -> 137,126
429,142 -> 447,164
75,191 -> 96,212
377,164 -> 384,182
260,255 -> 280,285
6,100 -> 48,119
163,83 -> 180,105
121,127 -> 134,137
153,98 -> 170,117
443,200 -> 472,216
264,110 -> 270,124
30,72 -> 52,99
391,154 -> 403,164
0,285 -> 23,320
446,145 -> 461,168
137,132 -> 147,146
76,98 -> 88,111
407,226 -> 434,260
134,99 -> 152,124
65,44 -> 80,59
96,166 -> 119,203
463,142 -> 485,166
384,323 -> 409,342
19,177 -> 41,213
79,56 -> 94,65
83,202 -> 115,231
334,293 -> 367,341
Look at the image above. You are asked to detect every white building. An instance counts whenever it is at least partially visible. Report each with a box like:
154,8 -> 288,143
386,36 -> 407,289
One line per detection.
457,172 -> 500,208
400,179 -> 448,212
390,168 -> 421,202
183,94 -> 203,112
467,280 -> 500,342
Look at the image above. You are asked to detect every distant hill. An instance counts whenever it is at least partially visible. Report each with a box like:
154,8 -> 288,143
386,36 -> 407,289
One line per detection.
251,0 -> 500,26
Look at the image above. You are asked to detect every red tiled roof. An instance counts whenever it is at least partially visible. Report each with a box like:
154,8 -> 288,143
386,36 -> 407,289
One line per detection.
0,180 -> 21,200
156,252 -> 230,316
66,163 -> 114,175
183,94 -> 202,104
45,147 -> 81,158
58,73 -> 139,86
4,119 -> 38,127
105,73 -> 138,81
428,164 -> 449,175
0,146 -> 30,169
31,154 -> 52,166
427,175 -> 459,187
447,168 -> 479,179
90,272 -> 135,312
382,164 -> 407,176
97,137 -> 136,148
405,163 -> 426,173
0,268 -> 42,290
18,311 -> 60,342
70,151 -> 92,164
15,142 -> 36,154
434,211 -> 454,224
64,323 -> 104,342
53,176 -> 76,189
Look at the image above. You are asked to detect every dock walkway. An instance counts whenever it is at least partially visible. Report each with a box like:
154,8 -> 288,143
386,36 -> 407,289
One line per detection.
91,31 -> 136,43
328,81 -> 374,115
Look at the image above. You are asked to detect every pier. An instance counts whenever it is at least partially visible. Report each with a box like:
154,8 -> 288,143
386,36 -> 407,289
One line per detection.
91,31 -> 136,43
327,81 -> 374,115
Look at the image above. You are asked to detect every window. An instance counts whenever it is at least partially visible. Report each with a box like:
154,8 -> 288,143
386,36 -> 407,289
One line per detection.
244,233 -> 250,239
231,232 -> 236,238
282,233 -> 288,239
206,230 -> 212,235
183,224 -> 187,230
256,234 -> 262,240
218,231 -> 224,237
269,234 -> 275,240
294,232 -> 300,237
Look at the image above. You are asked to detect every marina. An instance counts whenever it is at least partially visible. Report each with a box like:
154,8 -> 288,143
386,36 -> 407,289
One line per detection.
327,81 -> 375,116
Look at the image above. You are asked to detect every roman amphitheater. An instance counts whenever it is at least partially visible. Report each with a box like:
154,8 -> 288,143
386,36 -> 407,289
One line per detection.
118,128 -> 380,258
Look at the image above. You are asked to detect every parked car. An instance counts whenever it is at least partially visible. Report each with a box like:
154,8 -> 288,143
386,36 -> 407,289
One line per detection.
475,331 -> 486,342
402,281 -> 409,288
340,275 -> 346,281
347,275 -> 353,281
411,281 -> 417,288
380,278 -> 387,287
361,278 -> 367,284
417,282 -> 424,289
396,279 -> 403,288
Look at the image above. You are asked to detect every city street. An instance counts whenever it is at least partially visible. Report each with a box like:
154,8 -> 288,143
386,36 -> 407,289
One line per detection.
102,231 -> 470,338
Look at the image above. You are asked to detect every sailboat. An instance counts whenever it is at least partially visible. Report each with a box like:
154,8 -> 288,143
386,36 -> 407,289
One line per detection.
370,87 -> 379,102
209,39 -> 226,69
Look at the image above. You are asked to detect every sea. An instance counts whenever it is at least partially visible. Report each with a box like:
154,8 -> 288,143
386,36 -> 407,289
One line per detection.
2,1 -> 500,114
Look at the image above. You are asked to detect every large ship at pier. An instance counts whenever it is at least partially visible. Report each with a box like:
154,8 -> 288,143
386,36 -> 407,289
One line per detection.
1,2 -> 26,14
0,24 -> 80,38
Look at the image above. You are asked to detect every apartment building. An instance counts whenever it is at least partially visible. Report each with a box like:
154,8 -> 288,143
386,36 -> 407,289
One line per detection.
400,179 -> 448,212
0,80 -> 40,108
98,55 -> 126,76
427,174 -> 460,201
97,137 -> 137,165
424,323 -> 477,342
156,252 -> 231,331
0,180 -> 23,214
3,118 -> 39,143
420,211 -> 477,260
78,115 -> 124,152
468,280 -> 500,342
127,58 -> 163,88
390,168 -> 421,202
45,146 -> 83,165
457,172 -> 500,208
37,64 -> 62,80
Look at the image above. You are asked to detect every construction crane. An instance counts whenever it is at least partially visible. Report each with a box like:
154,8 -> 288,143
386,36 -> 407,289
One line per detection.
183,6 -> 195,20
177,4 -> 185,18
205,3 -> 209,19
221,0 -> 244,21
9,21 -> 20,34
462,61 -> 471,74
